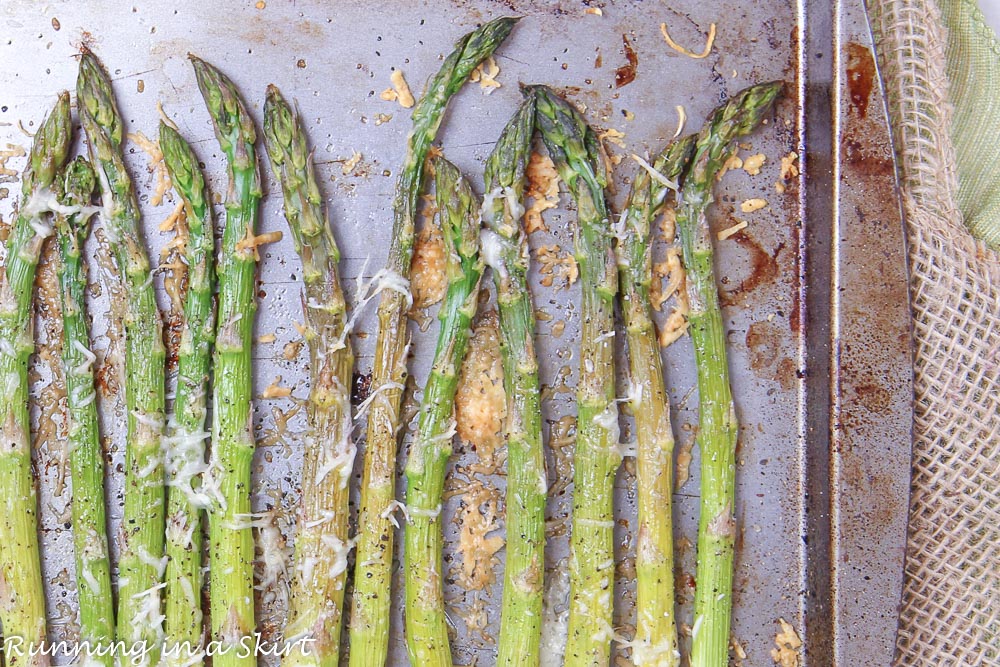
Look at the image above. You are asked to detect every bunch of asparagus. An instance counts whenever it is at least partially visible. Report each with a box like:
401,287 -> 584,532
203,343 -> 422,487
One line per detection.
0,17 -> 783,667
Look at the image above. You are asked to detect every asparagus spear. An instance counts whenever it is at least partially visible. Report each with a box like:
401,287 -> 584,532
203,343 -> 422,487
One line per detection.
616,137 -> 695,667
191,56 -> 262,667
0,91 -> 71,667
78,51 -> 168,663
52,157 -> 115,667
159,120 -> 217,667
403,157 -> 483,667
678,82 -> 781,667
262,85 -> 355,667
480,95 -> 547,667
527,84 -> 620,666
349,17 -> 517,667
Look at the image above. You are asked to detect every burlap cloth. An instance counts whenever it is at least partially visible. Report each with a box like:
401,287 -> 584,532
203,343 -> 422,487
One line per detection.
867,0 -> 1000,663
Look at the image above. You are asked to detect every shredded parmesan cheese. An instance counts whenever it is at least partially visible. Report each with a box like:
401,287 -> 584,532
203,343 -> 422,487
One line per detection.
282,340 -> 303,361
660,21 -> 717,59
341,151 -> 362,175
536,245 -> 579,289
780,151 -> 800,181
718,153 -> 743,180
262,376 -> 293,399
771,618 -> 803,667
470,56 -> 502,94
717,220 -> 748,240
673,105 -> 687,138
676,435 -> 694,488
743,153 -> 766,176
257,333 -> 277,344
127,131 -> 171,206
740,198 -> 768,213
235,225 -> 283,260
0,143 -> 26,182
598,127 -> 626,148
388,70 -> 415,108
631,154 -> 679,190
158,199 -> 186,233
651,245 -> 685,310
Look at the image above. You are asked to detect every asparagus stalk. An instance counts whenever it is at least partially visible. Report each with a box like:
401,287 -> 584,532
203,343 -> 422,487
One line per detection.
52,157 -> 115,667
159,120 -> 217,667
403,157 -> 483,667
262,85 -> 355,667
0,91 -> 71,667
349,17 -> 517,667
480,95 -> 547,667
191,56 -> 262,667
528,84 -> 620,666
678,82 -> 781,667
616,137 -> 695,666
78,51 -> 168,663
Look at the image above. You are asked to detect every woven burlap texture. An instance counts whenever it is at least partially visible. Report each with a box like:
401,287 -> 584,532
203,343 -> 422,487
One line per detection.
868,0 -> 1000,664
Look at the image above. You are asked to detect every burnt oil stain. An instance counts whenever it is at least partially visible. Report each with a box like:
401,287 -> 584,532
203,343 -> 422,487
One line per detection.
615,34 -> 638,88
746,320 -> 799,390
721,232 -> 781,306
845,42 -> 876,118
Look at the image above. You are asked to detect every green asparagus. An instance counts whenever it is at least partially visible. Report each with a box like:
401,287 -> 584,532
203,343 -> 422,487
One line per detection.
53,157 -> 115,667
191,55 -> 262,667
159,120 -> 217,667
616,136 -> 695,667
528,84 -> 620,666
262,85 -> 355,667
78,51 -> 168,663
678,81 -> 781,667
349,17 -> 517,667
480,95 -> 547,667
0,91 -> 72,667
403,157 -> 483,667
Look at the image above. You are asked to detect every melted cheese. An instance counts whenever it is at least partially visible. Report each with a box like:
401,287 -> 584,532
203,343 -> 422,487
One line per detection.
740,198 -> 768,213
262,376 -> 293,399
409,221 -> 447,310
455,479 -> 504,590
525,151 -> 560,234
470,56 -> 502,94
771,618 -> 803,667
389,70 -> 415,108
535,245 -> 579,289
454,312 -> 506,469
743,153 -> 767,176
718,220 -> 748,240
127,131 -> 171,206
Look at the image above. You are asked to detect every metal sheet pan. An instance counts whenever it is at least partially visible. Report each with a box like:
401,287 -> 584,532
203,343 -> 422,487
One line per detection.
0,0 -> 912,664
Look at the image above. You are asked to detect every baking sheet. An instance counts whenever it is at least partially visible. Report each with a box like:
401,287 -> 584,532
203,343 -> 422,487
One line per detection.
0,0 -> 911,664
